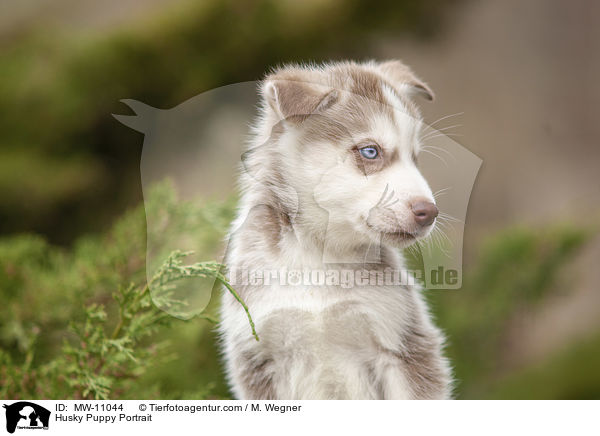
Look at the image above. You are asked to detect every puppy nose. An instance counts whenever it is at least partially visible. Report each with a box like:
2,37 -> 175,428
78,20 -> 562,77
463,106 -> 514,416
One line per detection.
411,200 -> 438,227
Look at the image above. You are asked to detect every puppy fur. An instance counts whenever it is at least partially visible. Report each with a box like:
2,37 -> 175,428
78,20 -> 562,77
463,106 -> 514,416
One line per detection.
219,60 -> 452,399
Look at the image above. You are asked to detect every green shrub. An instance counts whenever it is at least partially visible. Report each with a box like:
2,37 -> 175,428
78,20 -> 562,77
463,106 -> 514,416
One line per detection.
420,225 -> 594,398
0,182 -> 252,399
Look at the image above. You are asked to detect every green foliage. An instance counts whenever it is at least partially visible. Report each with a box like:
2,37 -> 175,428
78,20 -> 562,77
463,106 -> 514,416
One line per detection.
418,225 -> 594,398
0,183 -> 248,399
485,331 -> 600,400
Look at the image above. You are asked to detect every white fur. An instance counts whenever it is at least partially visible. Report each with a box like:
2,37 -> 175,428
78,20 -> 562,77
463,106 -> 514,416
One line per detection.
219,62 -> 451,399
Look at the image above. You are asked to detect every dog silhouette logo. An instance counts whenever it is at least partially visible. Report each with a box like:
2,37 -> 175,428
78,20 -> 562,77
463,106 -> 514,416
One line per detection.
3,402 -> 50,433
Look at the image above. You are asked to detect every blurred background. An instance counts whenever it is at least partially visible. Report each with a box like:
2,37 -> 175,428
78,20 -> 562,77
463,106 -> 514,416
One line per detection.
0,0 -> 598,399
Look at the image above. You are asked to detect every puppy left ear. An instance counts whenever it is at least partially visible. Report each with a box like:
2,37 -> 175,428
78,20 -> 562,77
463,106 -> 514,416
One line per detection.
262,78 -> 338,122
377,60 -> 434,101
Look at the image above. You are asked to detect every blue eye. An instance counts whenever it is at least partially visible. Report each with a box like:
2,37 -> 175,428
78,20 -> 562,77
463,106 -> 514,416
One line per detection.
359,146 -> 379,159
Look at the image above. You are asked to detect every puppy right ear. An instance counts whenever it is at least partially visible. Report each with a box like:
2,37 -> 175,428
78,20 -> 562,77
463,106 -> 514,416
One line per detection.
377,60 -> 435,102
262,79 -> 338,122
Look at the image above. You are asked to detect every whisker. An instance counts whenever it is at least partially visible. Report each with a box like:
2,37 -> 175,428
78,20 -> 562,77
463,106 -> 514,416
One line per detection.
411,238 -> 426,259
422,123 -> 463,138
375,184 -> 389,207
422,145 -> 456,160
422,133 -> 464,142
425,112 -> 464,130
433,186 -> 452,200
424,233 -> 434,257
384,198 -> 399,208
362,237 -> 376,265
438,212 -> 463,224
436,226 -> 453,245
420,149 -> 449,167
434,220 -> 452,231
405,242 -> 420,259
431,227 -> 452,257
387,189 -> 396,204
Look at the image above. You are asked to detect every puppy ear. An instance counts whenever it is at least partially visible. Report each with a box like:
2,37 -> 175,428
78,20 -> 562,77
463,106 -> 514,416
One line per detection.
377,60 -> 434,101
262,79 -> 338,121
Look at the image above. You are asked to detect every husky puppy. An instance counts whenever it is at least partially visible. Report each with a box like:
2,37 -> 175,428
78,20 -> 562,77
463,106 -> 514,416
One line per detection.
219,60 -> 452,399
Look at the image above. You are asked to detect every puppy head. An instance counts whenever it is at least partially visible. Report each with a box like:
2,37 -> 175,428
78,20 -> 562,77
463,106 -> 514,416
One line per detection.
259,61 -> 436,249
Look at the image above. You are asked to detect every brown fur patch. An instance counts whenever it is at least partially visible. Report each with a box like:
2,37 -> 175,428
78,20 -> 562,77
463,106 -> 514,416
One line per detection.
236,350 -> 277,400
397,326 -> 451,399
238,203 -> 289,254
